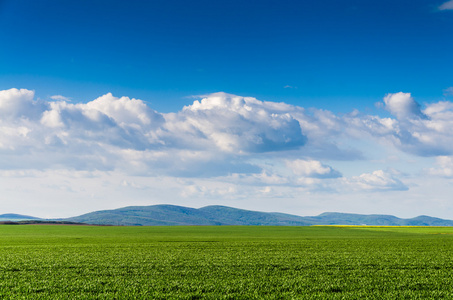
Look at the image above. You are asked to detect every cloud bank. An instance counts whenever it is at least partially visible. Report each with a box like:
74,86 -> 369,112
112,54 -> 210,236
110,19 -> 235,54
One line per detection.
2,88 -> 453,195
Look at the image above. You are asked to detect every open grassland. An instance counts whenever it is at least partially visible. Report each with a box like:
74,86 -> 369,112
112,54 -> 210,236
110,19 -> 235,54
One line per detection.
0,225 -> 453,299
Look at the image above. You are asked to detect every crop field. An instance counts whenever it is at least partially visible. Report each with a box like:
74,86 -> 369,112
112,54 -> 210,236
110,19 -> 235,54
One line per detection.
0,225 -> 452,299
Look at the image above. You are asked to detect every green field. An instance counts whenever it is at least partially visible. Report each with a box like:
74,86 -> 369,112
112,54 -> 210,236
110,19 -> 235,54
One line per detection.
0,225 -> 453,299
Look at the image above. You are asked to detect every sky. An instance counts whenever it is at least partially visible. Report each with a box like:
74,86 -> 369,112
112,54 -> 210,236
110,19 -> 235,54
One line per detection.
0,0 -> 453,219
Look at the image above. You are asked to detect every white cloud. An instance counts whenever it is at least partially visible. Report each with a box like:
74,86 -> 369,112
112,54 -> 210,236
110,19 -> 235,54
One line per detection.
86,93 -> 164,128
3,88 -> 453,177
172,92 -> 307,153
427,156 -> 453,177
0,88 -> 450,191
4,88 -> 453,173
50,95 -> 71,102
0,88 -> 44,121
439,0 -> 453,10
383,92 -> 426,120
348,170 -> 408,191
286,159 -> 342,178
348,94 -> 453,157
0,90 -> 312,176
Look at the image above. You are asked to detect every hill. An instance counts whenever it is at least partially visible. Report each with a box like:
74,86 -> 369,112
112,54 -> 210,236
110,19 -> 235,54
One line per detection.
0,213 -> 41,221
65,205 -> 313,226
64,205 -> 453,226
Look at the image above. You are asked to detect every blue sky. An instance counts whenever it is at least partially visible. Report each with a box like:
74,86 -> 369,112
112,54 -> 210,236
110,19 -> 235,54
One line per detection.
2,0 -> 452,111
1,0 -> 453,218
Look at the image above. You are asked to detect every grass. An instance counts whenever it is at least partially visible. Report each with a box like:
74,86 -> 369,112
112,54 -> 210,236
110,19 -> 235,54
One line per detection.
0,225 -> 452,299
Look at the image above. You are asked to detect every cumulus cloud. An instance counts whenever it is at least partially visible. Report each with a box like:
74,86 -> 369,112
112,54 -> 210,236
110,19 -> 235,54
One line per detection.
171,92 -> 307,153
439,0 -> 453,10
86,93 -> 164,128
0,89 -> 166,171
0,88 -> 45,121
348,170 -> 408,191
0,89 -> 312,176
3,87 -> 453,188
348,93 -> 453,156
208,166 -> 408,195
286,159 -> 342,178
383,92 -> 426,120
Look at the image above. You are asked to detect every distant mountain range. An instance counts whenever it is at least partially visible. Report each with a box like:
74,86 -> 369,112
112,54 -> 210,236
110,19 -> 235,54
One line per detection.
0,213 -> 41,221
64,205 -> 453,226
2,205 -> 453,226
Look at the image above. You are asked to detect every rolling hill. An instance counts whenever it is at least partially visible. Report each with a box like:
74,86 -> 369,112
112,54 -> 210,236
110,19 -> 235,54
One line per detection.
64,205 -> 313,226
63,205 -> 453,226
2,205 -> 452,226
0,213 -> 41,221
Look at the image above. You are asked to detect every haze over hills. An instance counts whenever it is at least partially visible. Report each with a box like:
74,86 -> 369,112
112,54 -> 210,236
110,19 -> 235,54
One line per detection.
61,205 -> 453,227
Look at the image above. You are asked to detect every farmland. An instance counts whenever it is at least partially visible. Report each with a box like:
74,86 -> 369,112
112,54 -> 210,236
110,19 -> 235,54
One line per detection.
0,225 -> 452,299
